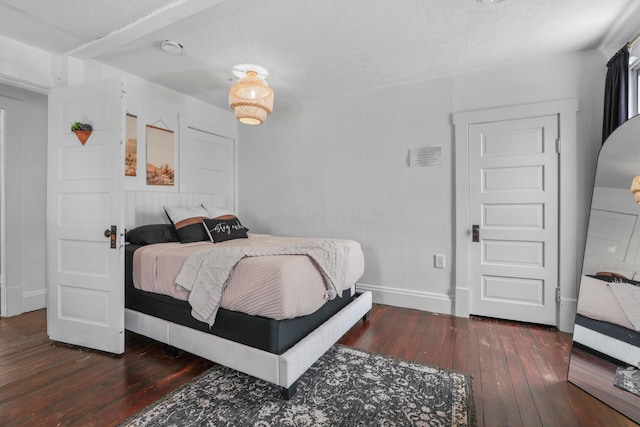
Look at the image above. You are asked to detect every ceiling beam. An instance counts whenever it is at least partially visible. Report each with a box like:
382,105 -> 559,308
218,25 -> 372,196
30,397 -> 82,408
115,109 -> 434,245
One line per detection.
66,0 -> 224,59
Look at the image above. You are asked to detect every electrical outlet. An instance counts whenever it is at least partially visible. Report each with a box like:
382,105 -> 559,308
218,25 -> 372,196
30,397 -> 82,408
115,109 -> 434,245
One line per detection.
434,254 -> 445,269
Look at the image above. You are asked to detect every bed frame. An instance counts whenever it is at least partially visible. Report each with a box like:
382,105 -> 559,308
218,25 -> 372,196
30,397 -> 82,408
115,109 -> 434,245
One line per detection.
123,191 -> 373,398
126,292 -> 371,398
573,316 -> 640,369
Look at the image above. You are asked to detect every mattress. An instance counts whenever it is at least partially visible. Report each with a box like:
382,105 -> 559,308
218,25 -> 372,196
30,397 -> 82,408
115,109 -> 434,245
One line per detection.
575,314 -> 640,348
577,275 -> 637,330
132,234 -> 365,320
124,243 -> 358,354
575,275 -> 640,366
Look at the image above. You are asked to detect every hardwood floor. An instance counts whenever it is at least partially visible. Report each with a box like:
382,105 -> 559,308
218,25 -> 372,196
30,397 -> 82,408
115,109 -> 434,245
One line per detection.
0,306 -> 637,426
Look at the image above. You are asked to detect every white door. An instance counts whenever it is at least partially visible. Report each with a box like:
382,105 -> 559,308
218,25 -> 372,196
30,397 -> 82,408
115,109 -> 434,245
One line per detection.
468,115 -> 559,325
47,79 -> 125,353
582,209 -> 638,276
180,126 -> 236,208
0,109 -> 4,317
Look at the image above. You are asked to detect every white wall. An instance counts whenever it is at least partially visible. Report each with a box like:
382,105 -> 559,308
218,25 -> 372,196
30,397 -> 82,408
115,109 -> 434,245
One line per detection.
237,50 -> 606,319
0,83 -> 48,315
71,60 -> 238,195
0,31 -> 608,324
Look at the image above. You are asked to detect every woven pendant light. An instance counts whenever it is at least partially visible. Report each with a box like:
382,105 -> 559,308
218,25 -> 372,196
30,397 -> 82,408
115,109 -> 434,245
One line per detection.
631,176 -> 640,203
228,71 -> 274,125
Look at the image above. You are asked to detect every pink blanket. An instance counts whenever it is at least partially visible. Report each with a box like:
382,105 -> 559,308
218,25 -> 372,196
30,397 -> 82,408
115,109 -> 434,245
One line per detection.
132,234 -> 365,324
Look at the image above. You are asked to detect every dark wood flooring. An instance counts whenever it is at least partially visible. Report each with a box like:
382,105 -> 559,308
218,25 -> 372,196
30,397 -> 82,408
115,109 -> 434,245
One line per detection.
568,345 -> 640,423
0,306 -> 637,426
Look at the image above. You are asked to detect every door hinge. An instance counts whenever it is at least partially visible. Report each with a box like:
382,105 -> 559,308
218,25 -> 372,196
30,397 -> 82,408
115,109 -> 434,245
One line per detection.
555,287 -> 561,304
555,138 -> 561,154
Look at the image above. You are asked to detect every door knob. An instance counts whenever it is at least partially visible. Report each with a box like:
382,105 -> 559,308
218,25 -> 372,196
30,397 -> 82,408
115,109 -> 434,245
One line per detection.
472,225 -> 480,242
104,225 -> 117,249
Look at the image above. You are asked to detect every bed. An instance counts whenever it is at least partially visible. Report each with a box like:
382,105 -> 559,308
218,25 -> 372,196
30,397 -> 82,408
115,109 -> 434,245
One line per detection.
573,274 -> 640,368
122,199 -> 372,399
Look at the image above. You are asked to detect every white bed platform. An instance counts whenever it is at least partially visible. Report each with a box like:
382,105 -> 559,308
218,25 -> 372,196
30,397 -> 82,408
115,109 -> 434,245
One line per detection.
125,290 -> 372,397
573,323 -> 640,368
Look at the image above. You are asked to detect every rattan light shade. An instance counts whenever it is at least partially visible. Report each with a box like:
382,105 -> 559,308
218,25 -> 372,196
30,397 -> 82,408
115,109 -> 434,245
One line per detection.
228,71 -> 274,125
631,176 -> 640,203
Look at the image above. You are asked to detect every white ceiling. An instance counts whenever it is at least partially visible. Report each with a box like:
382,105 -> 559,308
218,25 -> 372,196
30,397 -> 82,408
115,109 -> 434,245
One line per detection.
1,0 -> 639,110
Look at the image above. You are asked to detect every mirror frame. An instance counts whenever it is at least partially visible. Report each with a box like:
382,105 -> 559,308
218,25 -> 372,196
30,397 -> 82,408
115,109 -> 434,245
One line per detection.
568,114 -> 640,423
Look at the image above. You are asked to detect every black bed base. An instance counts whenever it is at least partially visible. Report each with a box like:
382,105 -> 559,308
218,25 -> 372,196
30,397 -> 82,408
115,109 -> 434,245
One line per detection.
125,285 -> 354,355
125,242 -> 356,355
575,314 -> 640,348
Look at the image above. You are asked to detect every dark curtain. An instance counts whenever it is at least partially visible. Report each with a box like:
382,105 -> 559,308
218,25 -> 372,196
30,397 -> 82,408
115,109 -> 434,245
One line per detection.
602,45 -> 629,144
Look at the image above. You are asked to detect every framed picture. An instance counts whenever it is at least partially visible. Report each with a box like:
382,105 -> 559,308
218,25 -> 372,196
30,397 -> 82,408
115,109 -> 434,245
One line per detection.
146,124 -> 175,186
125,113 -> 137,176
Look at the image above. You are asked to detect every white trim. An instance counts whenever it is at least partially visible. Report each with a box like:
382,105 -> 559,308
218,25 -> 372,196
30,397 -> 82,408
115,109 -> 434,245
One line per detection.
453,99 -> 579,332
560,297 -> 578,334
0,109 -> 5,316
629,57 -> 640,118
0,75 -> 50,95
22,289 -> 47,313
356,283 -> 453,315
627,55 -> 640,119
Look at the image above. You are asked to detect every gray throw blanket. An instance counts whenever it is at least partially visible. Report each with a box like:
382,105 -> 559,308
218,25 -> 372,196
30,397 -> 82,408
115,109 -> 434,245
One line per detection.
175,240 -> 350,326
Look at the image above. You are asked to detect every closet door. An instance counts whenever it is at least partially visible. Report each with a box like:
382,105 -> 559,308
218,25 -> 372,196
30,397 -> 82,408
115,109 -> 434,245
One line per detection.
47,79 -> 125,354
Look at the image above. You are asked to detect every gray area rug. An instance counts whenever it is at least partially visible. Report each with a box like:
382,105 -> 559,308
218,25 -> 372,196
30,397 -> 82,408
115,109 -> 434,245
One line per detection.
120,345 -> 476,426
615,366 -> 640,397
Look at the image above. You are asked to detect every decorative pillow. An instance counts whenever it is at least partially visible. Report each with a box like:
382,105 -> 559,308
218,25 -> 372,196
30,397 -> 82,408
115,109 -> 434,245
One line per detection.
125,224 -> 179,245
202,205 -> 236,220
163,206 -> 210,243
202,217 -> 249,243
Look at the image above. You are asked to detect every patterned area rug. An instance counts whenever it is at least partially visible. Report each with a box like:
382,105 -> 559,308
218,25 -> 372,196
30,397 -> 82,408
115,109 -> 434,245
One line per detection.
120,345 -> 476,427
615,366 -> 640,397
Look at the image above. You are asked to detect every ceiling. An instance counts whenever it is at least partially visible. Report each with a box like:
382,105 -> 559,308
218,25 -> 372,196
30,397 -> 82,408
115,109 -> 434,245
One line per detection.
1,0 -> 639,111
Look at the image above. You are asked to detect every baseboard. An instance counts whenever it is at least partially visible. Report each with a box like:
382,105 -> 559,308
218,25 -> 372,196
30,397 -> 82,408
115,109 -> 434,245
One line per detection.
559,297 -> 577,333
1,287 -> 46,317
355,283 -> 576,331
455,286 -> 470,318
22,288 -> 47,313
4,286 -> 23,316
355,283 -> 453,315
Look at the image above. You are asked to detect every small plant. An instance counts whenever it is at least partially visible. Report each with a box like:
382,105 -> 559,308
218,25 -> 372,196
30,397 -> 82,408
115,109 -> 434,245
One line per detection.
70,122 -> 92,132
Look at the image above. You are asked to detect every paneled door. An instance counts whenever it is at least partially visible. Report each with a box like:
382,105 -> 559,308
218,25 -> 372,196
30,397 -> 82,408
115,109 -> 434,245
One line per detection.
582,209 -> 638,276
179,126 -> 236,209
468,115 -> 559,325
47,79 -> 125,353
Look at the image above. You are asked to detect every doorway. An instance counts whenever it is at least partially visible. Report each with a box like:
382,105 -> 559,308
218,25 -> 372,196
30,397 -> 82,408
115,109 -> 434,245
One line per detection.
453,99 -> 579,331
467,115 -> 558,325
0,86 -> 49,317
0,109 -> 5,317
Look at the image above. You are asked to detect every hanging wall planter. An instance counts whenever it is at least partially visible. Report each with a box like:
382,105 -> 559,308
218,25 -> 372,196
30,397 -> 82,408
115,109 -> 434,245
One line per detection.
71,122 -> 93,145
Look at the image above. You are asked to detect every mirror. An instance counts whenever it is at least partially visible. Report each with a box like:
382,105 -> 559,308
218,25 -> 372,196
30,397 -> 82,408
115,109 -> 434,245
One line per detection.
568,114 -> 640,422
